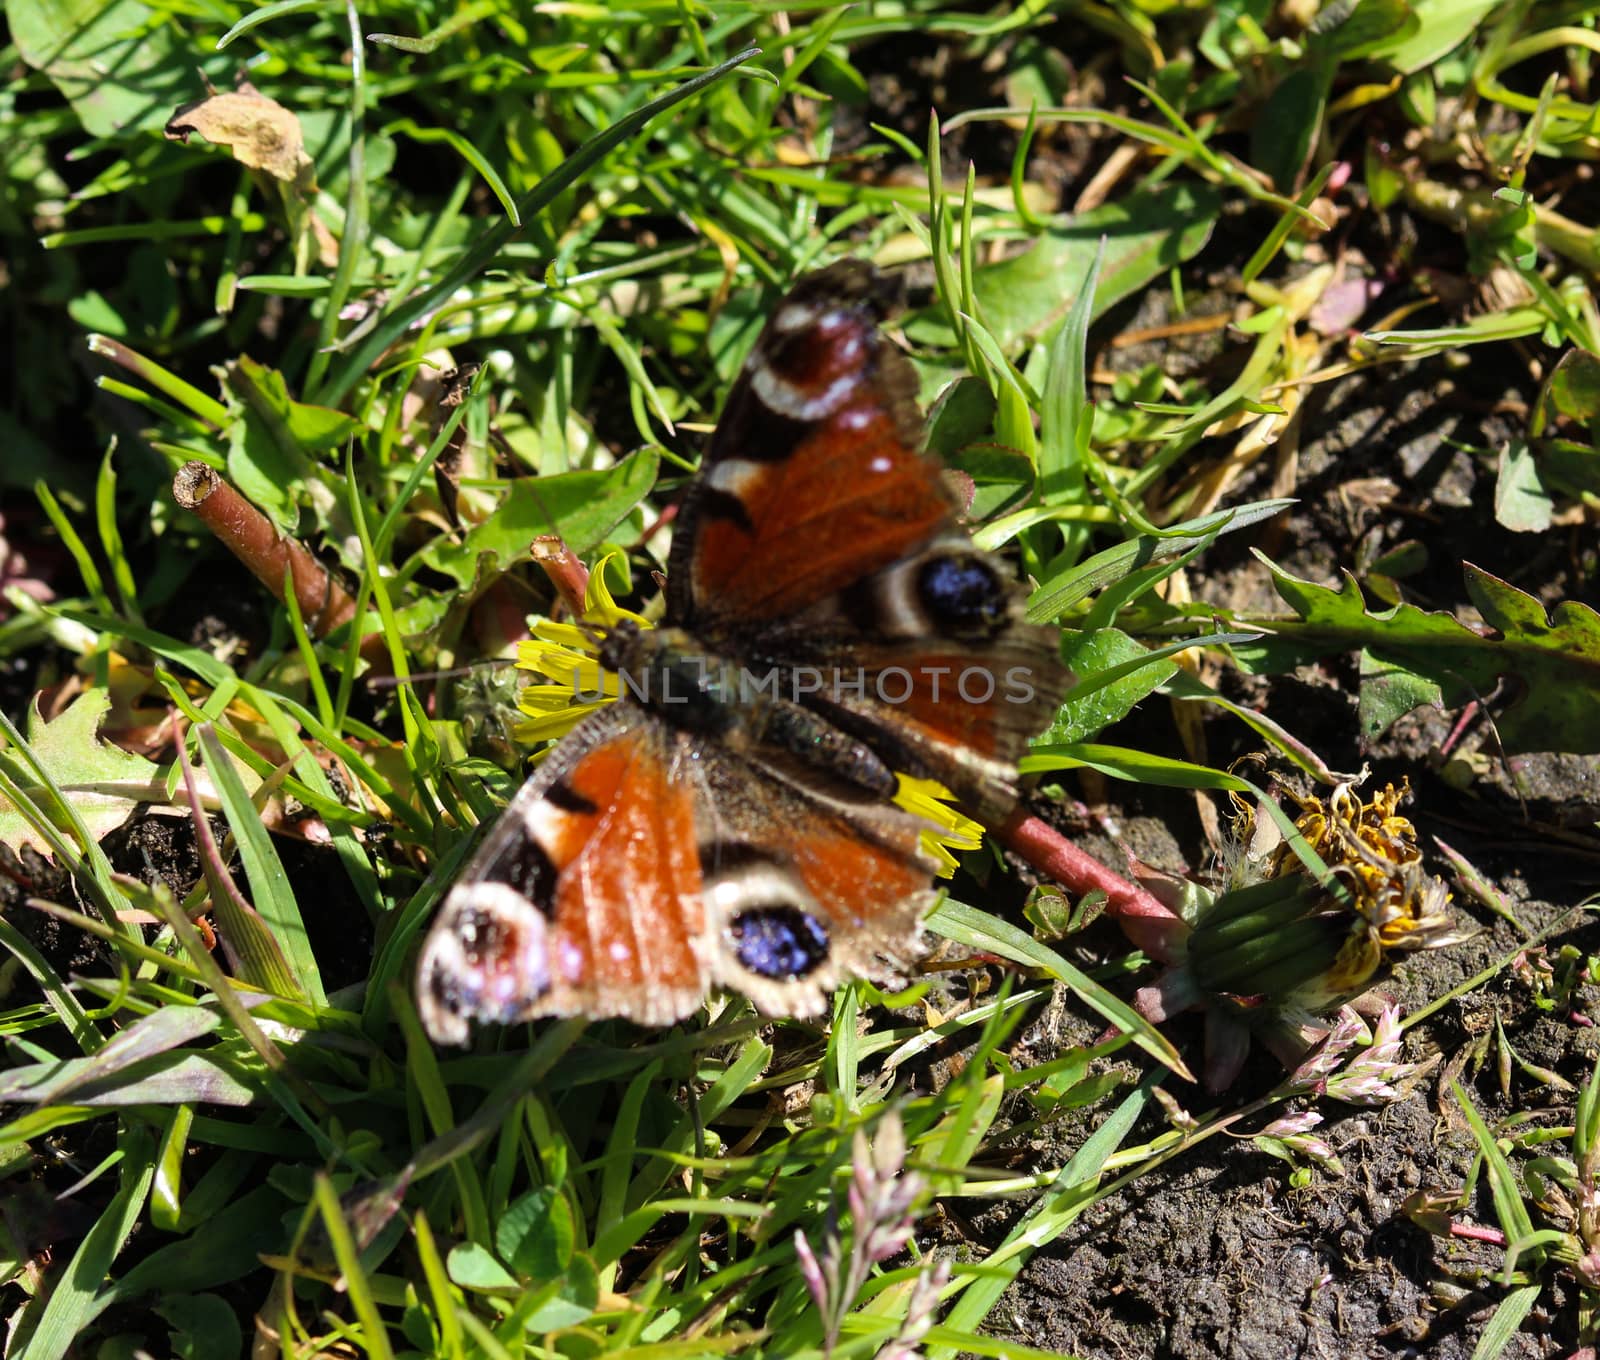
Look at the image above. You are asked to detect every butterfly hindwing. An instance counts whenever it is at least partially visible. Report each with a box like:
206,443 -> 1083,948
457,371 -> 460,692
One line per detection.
416,703 -> 939,1038
692,743 -> 938,1016
784,533 -> 1071,822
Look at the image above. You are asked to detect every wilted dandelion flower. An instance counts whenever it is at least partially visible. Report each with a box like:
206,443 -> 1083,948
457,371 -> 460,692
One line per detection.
1189,779 -> 1461,1012
1137,777 -> 1465,1088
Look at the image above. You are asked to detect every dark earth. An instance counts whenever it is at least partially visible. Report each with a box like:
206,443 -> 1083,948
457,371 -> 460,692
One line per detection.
966,339 -> 1600,1358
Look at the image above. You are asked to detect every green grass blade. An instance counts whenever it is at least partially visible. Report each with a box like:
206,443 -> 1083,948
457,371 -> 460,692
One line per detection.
1027,499 -> 1294,620
14,1123 -> 156,1360
929,898 -> 1190,1081
196,725 -> 325,1004
1469,1282 -> 1543,1360
320,46 -> 761,405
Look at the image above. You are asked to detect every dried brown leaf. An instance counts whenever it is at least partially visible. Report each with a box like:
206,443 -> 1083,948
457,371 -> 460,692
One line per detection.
166,82 -> 314,192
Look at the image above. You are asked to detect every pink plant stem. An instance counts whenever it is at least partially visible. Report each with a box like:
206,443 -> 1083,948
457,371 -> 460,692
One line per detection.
996,809 -> 1185,957
1438,700 -> 1479,758
1449,1222 -> 1507,1246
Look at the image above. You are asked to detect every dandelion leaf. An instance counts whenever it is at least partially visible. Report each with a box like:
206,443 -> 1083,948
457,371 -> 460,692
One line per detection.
0,689 -> 162,857
417,448 -> 660,586
1256,557 -> 1600,754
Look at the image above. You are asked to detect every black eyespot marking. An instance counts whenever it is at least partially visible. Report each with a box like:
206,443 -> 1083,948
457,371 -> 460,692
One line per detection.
482,838 -> 558,910
698,841 -> 771,875
442,896 -> 552,1019
457,904 -> 514,967
545,779 -> 599,816
696,485 -> 755,532
729,904 -> 830,980
917,553 -> 1007,635
426,962 -> 465,1013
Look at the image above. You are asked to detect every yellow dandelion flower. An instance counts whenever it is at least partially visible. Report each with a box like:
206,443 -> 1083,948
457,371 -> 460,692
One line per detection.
513,550 -> 651,747
894,776 -> 984,879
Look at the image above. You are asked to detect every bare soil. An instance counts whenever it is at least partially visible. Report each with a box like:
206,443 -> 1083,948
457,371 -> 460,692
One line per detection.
976,333 -> 1600,1360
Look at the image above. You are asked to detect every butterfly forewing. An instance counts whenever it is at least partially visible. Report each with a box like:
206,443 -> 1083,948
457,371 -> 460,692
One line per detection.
668,262 -> 952,629
418,709 -> 710,1039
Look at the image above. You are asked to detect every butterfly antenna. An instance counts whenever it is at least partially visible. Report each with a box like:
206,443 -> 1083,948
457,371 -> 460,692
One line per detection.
368,657 -> 516,689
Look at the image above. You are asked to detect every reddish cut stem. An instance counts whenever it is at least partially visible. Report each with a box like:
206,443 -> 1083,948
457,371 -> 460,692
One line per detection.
531,534 -> 590,619
173,461 -> 357,638
996,808 -> 1188,959
997,808 -> 1172,917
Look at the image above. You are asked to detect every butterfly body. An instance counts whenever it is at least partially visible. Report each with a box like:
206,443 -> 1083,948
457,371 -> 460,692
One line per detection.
417,262 -> 1069,1041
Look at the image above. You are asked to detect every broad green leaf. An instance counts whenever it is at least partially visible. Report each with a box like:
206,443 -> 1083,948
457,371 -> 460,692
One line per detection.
521,1254 -> 599,1332
1371,0 -> 1501,73
1542,347 -> 1600,428
415,448 -> 660,587
1254,555 -> 1600,752
0,689 -> 161,857
496,1187 -> 574,1278
1310,0 -> 1414,60
1539,439 -> 1600,498
224,357 -> 356,535
926,376 -> 997,460
110,1185 -> 290,1300
1252,66 -> 1327,191
947,444 -> 1036,521
447,1241 -> 518,1291
154,1294 -> 242,1360
1357,651 -> 1442,743
906,183 -> 1224,350
151,1103 -> 193,1231
1029,1059 -> 1127,1114
1493,440 -> 1552,532
927,380 -> 1037,519
9,0 -> 226,139
1046,628 -> 1180,744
